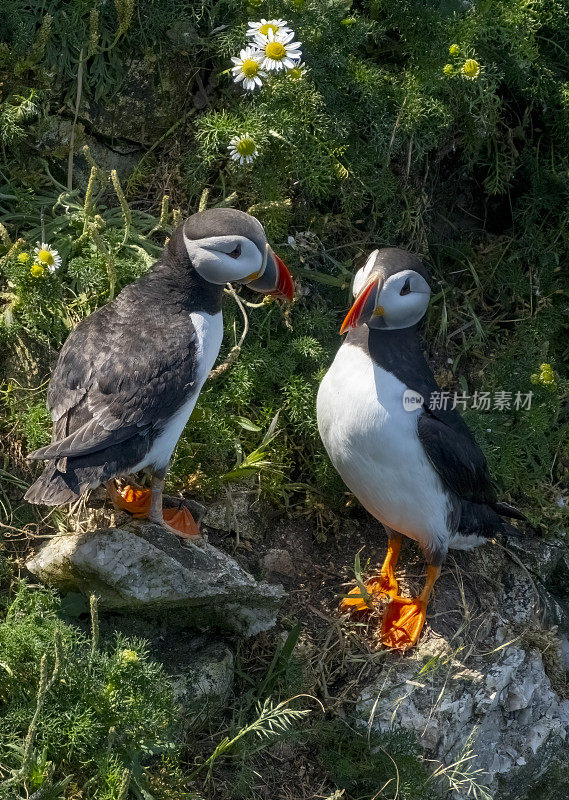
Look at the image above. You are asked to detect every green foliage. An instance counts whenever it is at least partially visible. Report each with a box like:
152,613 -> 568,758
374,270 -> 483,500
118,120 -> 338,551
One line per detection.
4,5 -> 568,799
312,719 -> 439,800
0,584 -> 185,799
0,0 -> 568,528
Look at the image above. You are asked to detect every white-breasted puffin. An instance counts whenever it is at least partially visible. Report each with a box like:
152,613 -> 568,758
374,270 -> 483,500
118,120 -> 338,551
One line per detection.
316,248 -> 526,650
25,209 -> 294,537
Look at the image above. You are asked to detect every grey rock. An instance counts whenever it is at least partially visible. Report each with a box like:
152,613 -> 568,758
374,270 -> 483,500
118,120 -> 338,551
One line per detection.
81,61 -> 178,146
261,548 -> 296,577
354,545 -> 569,798
26,523 -> 285,637
204,486 -> 263,538
40,117 -> 141,191
169,638 -> 234,721
73,136 -> 141,188
357,643 -> 566,796
505,536 -> 565,583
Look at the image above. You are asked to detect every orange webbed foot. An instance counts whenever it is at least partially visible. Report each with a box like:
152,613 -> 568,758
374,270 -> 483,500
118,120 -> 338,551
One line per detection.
109,483 -> 201,540
380,564 -> 441,651
380,596 -> 428,651
340,571 -> 399,613
110,483 -> 151,517
161,506 -> 201,540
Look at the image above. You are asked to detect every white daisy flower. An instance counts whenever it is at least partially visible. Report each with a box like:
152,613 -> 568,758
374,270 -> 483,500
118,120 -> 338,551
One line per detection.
287,61 -> 307,80
247,18 -> 292,39
231,46 -> 266,91
33,242 -> 62,273
228,133 -> 259,165
254,29 -> 302,72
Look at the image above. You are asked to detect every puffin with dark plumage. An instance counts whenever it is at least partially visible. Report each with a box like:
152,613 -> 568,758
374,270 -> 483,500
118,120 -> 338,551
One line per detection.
25,209 -> 294,537
317,248 -> 526,650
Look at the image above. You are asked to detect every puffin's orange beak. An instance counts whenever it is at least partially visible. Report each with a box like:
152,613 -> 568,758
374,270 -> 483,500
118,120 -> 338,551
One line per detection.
340,279 -> 382,334
271,251 -> 295,301
248,248 -> 295,301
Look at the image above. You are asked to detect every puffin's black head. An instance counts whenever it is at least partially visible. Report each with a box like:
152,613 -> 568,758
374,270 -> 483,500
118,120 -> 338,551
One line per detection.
173,208 -> 294,301
340,248 -> 431,334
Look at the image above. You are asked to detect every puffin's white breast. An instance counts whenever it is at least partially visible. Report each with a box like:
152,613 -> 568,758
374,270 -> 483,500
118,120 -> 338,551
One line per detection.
135,310 -> 223,472
316,340 -> 451,555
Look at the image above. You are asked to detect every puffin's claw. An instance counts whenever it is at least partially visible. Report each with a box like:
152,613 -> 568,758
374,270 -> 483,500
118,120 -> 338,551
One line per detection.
341,535 -> 401,612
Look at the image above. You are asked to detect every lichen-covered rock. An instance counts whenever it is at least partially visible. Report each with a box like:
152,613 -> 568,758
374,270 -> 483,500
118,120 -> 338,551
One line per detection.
354,544 -> 569,799
82,61 -> 178,146
169,638 -> 234,721
26,523 -> 285,637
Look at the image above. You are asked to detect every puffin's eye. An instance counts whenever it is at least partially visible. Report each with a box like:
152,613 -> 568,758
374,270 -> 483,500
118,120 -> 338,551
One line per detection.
227,243 -> 241,259
400,277 -> 411,296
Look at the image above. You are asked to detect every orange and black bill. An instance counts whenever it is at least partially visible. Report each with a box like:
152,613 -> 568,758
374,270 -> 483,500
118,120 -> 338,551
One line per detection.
340,279 -> 379,334
249,248 -> 295,301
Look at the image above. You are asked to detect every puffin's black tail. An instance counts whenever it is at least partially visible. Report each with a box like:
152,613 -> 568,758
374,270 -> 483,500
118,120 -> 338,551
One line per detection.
493,502 -> 541,538
492,501 -> 527,522
25,463 -> 80,506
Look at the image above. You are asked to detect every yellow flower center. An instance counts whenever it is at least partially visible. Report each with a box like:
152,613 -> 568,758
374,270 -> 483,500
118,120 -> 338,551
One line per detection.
288,65 -> 303,80
449,44 -> 460,56
30,263 -> 45,277
236,137 -> 256,157
17,252 -> 30,263
266,41 -> 286,60
443,64 -> 454,75
463,59 -> 480,78
37,248 -> 54,265
259,23 -> 278,36
241,58 -> 259,78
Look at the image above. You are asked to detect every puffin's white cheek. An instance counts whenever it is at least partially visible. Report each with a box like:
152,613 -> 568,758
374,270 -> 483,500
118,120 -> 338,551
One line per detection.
195,251 -> 263,285
193,255 -> 235,285
383,294 -> 429,329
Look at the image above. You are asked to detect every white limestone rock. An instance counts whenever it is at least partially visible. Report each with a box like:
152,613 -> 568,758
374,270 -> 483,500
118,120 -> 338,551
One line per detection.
26,523 -> 285,637
354,546 -> 569,798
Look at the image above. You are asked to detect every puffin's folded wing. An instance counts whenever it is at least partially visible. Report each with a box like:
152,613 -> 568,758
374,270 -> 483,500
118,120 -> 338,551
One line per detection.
39,292 -> 200,460
417,409 -> 497,505
28,418 -> 145,460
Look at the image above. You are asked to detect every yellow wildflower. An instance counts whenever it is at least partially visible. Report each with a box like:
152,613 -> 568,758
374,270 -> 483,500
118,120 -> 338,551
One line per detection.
443,64 -> 455,76
288,62 -> 306,80
463,59 -> 481,79
34,242 -> 62,272
531,363 -> 556,388
30,263 -> 45,278
449,44 -> 460,56
120,648 -> 139,664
